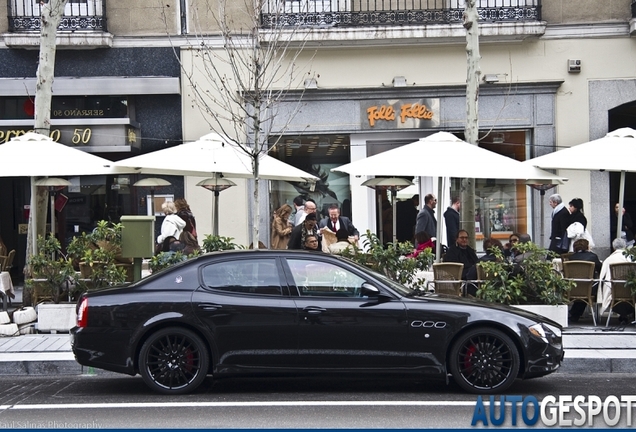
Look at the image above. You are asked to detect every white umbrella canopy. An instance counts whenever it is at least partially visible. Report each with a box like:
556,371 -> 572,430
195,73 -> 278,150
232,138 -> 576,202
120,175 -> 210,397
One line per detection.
525,127 -> 636,240
114,133 -> 319,183
0,132 -> 129,177
332,131 -> 567,181
0,132 -> 131,256
332,131 -> 567,261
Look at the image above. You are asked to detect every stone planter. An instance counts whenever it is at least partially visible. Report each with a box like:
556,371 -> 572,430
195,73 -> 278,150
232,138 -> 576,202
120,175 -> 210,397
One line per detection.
36,303 -> 76,333
512,304 -> 568,328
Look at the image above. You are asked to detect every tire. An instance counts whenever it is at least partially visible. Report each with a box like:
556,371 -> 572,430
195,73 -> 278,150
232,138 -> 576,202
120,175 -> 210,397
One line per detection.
449,327 -> 520,394
139,327 -> 210,395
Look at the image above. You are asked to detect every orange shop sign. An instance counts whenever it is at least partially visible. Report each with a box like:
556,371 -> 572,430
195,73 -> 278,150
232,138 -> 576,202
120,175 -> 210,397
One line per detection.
361,99 -> 440,130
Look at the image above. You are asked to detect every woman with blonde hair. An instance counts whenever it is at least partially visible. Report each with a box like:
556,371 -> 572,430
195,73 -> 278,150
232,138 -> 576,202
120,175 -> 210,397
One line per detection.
271,204 -> 293,249
157,201 -> 186,245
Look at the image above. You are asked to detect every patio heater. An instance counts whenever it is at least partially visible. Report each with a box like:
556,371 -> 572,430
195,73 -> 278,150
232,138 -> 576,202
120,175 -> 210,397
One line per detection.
362,177 -> 413,244
525,180 -> 560,249
34,177 -> 72,239
197,176 -> 236,236
133,178 -> 171,215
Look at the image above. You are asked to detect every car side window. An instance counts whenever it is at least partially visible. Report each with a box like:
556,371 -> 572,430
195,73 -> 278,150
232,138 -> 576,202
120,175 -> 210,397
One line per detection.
286,259 -> 366,298
202,258 -> 282,296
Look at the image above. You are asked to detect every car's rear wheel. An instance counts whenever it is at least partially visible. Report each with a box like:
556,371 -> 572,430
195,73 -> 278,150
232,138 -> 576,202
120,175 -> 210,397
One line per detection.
139,327 -> 209,395
449,327 -> 519,394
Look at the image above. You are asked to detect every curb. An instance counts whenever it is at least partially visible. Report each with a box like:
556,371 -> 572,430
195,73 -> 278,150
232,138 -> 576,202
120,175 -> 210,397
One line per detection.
0,357 -> 634,377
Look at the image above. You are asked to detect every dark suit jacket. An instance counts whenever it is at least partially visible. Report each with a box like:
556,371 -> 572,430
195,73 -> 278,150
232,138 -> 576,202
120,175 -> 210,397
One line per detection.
569,251 -> 602,277
549,206 -> 571,253
287,224 -> 321,250
443,207 -> 460,244
396,200 -> 418,242
443,245 -> 479,280
319,216 -> 359,237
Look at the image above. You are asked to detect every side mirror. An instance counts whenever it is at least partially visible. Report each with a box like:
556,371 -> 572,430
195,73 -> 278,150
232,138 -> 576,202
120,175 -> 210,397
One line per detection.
361,282 -> 381,296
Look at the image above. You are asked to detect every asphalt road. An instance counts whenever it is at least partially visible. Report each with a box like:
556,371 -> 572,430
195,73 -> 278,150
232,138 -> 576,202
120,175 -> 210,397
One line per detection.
0,373 -> 635,428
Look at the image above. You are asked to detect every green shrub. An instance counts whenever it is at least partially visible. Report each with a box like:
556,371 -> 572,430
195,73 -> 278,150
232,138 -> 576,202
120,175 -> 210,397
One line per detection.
341,230 -> 434,290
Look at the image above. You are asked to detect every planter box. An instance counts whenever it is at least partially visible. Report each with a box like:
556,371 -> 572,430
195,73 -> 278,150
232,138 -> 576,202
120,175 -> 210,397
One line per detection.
36,304 -> 76,333
512,304 -> 568,328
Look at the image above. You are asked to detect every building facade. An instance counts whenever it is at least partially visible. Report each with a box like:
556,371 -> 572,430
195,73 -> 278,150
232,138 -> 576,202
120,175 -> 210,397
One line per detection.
181,0 -> 636,259
0,0 -> 186,277
2,0 -> 636,277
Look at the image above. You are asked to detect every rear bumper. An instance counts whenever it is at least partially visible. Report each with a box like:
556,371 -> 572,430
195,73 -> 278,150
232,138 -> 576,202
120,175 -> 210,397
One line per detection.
71,327 -> 136,376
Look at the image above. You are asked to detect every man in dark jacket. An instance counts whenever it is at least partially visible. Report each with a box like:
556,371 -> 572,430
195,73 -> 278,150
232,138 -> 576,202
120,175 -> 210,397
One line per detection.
443,229 -> 479,280
396,194 -> 419,243
319,204 -> 359,240
549,194 -> 571,254
415,193 -> 437,243
443,196 -> 461,247
288,213 -> 321,250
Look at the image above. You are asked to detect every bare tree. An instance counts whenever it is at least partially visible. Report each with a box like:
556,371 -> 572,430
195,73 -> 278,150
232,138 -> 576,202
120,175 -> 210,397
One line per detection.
25,0 -> 69,276
174,0 -> 314,245
461,0 -> 480,248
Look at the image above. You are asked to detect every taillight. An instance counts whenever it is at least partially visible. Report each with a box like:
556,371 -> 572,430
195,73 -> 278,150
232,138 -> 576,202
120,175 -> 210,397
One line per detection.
77,297 -> 88,328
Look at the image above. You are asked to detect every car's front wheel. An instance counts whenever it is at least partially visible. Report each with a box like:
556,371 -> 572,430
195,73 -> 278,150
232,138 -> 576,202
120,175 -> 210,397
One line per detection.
139,327 -> 210,395
449,327 -> 520,394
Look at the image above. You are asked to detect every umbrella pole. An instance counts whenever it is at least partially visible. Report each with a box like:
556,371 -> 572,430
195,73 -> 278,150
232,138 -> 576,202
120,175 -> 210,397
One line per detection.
377,193 -> 383,244
435,178 -> 443,263
213,191 -> 220,236
392,189 -> 397,243
50,192 -> 56,239
617,170 -> 626,241
539,189 -> 546,249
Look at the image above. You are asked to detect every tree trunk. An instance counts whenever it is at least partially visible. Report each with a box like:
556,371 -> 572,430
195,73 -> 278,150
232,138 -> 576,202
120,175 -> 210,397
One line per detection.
25,0 -> 68,277
462,0 -> 480,249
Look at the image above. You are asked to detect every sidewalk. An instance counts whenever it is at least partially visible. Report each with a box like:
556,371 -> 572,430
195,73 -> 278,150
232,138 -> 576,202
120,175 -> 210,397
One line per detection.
1,289 -> 635,376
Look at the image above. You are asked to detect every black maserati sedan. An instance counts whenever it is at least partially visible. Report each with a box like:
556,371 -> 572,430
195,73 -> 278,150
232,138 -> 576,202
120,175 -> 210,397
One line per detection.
71,250 -> 563,395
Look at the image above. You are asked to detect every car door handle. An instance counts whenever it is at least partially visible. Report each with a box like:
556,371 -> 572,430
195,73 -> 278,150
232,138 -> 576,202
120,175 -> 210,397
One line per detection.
198,303 -> 222,311
303,306 -> 326,315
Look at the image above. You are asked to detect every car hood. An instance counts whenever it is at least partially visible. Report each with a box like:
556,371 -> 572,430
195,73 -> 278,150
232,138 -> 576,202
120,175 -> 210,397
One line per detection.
407,292 -> 563,329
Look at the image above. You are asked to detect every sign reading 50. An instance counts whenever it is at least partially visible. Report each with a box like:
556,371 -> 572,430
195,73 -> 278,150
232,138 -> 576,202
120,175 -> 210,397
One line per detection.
71,128 -> 92,145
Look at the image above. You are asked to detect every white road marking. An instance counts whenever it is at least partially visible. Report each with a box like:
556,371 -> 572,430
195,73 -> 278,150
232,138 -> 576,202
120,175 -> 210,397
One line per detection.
0,400 -> 477,410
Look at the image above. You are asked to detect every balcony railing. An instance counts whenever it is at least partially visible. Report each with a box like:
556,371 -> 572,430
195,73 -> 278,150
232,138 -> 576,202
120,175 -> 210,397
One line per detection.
8,0 -> 106,32
261,0 -> 540,28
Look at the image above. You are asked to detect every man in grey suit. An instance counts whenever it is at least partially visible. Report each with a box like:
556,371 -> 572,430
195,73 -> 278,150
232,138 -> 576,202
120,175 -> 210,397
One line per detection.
415,193 -> 437,244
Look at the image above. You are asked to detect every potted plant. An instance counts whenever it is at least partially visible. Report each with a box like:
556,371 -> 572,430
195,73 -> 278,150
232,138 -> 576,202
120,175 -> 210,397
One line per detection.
26,235 -> 76,305
476,241 -> 574,326
67,220 -> 129,292
26,235 -> 78,332
341,231 -> 434,291
202,234 -> 240,252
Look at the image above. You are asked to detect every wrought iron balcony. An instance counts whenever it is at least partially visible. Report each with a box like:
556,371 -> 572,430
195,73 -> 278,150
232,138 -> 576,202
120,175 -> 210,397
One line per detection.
8,0 -> 107,32
261,0 -> 540,28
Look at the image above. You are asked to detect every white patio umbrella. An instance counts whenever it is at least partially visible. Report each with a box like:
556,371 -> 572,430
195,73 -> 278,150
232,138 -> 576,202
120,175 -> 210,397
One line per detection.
332,131 -> 567,260
524,127 -> 636,241
114,133 -> 319,183
0,132 -> 132,254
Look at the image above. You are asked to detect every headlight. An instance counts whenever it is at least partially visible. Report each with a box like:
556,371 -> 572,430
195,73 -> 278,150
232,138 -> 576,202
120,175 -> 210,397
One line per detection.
543,322 -> 561,338
528,322 -> 561,343
528,323 -> 546,340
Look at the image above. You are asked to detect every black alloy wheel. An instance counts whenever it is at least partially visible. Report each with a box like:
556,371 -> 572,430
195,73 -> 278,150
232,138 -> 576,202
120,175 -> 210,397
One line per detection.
139,327 -> 210,395
449,328 -> 520,394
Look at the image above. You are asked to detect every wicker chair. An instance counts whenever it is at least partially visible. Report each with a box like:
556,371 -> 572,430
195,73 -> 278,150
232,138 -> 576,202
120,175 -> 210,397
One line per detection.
430,263 -> 464,296
606,262 -> 636,326
563,260 -> 597,326
2,250 -> 15,272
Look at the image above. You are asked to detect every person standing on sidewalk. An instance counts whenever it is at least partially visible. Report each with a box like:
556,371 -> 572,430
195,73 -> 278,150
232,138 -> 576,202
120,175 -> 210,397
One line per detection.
548,194 -> 570,254
415,194 -> 437,244
444,196 -> 461,247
